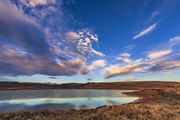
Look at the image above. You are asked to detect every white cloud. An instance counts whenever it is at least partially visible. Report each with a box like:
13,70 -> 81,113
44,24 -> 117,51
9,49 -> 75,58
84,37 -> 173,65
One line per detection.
119,53 -> 131,57
124,45 -> 134,50
55,58 -> 107,75
66,30 -> 105,57
116,57 -> 131,63
118,77 -> 139,81
169,35 -> 180,46
66,32 -> 81,41
148,10 -> 160,21
104,45 -> 179,79
149,56 -> 180,72
0,0 -> 105,77
105,60 -> 146,78
0,0 -> 36,25
29,0 -> 48,7
89,59 -> 106,70
148,49 -> 172,59
20,0 -> 105,60
91,49 -> 105,57
133,23 -> 157,40
151,11 -> 160,18
116,53 -> 131,63
20,0 -> 56,7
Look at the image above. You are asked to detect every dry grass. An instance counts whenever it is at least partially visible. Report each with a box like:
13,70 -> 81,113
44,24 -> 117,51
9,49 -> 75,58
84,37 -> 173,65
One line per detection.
0,102 -> 179,120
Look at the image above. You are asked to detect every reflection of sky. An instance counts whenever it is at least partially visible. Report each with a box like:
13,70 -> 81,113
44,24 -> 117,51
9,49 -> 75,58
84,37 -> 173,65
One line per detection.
0,89 -> 138,112
0,97 -> 138,112
0,97 -> 138,106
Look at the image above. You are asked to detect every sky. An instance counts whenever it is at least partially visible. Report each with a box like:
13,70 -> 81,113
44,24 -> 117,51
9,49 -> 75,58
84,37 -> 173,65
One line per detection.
0,0 -> 180,83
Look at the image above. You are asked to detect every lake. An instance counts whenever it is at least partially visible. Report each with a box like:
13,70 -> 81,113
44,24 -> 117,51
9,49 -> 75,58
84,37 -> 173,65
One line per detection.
0,89 -> 138,112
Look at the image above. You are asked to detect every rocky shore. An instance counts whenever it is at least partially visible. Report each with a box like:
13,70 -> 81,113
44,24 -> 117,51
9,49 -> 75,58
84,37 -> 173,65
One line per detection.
0,89 -> 179,120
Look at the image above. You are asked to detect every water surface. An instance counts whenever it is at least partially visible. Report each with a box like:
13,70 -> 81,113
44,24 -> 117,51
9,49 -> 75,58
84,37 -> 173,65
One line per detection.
0,89 -> 138,112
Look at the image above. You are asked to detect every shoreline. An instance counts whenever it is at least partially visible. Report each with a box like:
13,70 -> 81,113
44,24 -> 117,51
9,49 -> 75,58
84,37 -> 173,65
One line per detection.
0,89 -> 180,120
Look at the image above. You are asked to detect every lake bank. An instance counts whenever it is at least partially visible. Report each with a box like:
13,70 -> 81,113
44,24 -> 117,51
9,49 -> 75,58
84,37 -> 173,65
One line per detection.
0,89 -> 180,120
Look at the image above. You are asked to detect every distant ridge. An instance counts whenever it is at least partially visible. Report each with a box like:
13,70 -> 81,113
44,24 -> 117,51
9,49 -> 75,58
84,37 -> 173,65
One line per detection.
0,81 -> 179,90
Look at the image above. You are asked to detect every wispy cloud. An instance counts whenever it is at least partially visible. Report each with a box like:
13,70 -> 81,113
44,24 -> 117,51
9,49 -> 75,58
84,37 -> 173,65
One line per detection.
145,35 -> 180,57
169,35 -> 180,46
133,23 -> 157,40
105,40 -> 179,78
20,0 -> 55,7
0,44 -> 105,76
65,30 -> 104,57
149,53 -> 180,72
151,11 -> 160,18
0,0 -> 104,77
116,53 -> 131,63
90,59 -> 106,69
124,45 -> 135,51
149,59 -> 180,72
105,60 -> 147,78
105,53 -> 180,78
148,49 -> 172,59
118,77 -> 139,82
148,10 -> 160,21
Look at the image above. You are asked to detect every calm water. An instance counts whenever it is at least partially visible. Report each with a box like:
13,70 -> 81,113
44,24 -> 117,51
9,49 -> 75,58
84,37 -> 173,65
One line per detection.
0,89 -> 138,112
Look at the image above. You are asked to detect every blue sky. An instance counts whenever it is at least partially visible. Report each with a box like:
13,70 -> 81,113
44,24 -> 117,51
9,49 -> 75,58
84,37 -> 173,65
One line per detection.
0,0 -> 180,83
